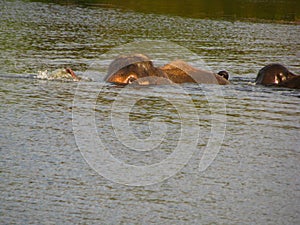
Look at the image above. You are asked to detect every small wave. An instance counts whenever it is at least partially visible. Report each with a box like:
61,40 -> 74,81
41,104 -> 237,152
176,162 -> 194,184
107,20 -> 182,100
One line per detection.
37,69 -> 80,81
0,74 -> 37,79
37,69 -> 92,82
247,81 -> 256,86
0,69 -> 92,82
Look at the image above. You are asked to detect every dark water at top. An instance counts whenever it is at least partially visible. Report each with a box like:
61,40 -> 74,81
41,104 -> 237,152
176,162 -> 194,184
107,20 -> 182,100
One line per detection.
1,1 -> 300,224
32,0 -> 300,22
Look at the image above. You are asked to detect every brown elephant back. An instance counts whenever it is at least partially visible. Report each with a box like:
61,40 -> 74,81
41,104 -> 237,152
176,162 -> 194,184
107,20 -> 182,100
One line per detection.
161,60 -> 223,84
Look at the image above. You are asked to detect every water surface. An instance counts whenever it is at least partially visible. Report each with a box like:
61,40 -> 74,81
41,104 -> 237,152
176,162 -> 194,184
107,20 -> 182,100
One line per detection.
1,1 -> 300,224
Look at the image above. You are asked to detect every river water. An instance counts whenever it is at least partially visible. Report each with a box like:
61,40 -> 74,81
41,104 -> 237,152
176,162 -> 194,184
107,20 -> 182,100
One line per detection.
1,1 -> 300,224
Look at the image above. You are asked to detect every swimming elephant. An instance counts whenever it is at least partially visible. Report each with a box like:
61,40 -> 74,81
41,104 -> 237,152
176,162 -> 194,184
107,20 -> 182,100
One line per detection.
104,54 -> 230,85
104,54 -> 168,85
255,63 -> 299,89
160,60 -> 230,85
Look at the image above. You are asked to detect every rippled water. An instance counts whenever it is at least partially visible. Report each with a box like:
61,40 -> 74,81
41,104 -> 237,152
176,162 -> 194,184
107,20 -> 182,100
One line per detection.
1,1 -> 300,224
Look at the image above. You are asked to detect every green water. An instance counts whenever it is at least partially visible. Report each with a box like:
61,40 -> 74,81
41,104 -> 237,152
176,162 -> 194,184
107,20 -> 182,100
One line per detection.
33,0 -> 300,22
1,1 -> 299,224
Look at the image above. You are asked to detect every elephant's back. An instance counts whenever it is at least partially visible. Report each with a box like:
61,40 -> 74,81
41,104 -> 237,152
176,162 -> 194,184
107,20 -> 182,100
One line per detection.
161,60 -> 220,84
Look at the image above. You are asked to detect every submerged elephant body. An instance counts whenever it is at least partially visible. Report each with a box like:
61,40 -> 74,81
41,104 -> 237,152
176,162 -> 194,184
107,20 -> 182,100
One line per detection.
160,60 -> 229,85
104,54 -> 230,86
104,54 -> 168,85
255,63 -> 299,89
278,75 -> 300,89
105,55 -> 299,89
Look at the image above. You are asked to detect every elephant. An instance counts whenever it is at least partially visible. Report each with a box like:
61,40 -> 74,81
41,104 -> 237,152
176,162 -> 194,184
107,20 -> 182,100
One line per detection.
255,63 -> 299,89
160,60 -> 229,85
104,54 -> 230,85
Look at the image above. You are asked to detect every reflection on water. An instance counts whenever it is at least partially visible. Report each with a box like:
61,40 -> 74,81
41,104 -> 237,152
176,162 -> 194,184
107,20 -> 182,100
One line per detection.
1,0 -> 300,224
